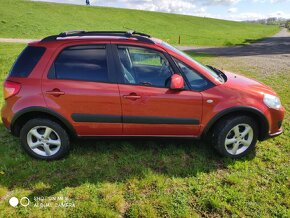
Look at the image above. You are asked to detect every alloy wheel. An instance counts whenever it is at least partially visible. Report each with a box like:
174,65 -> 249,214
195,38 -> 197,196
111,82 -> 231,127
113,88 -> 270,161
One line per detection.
224,124 -> 254,155
27,126 -> 61,157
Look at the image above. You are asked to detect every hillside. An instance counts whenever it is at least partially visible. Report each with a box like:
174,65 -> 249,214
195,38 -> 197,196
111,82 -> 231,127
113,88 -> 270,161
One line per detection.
0,0 -> 279,46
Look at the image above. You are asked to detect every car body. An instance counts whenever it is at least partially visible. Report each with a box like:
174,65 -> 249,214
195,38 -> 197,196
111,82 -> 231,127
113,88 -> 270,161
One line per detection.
1,31 -> 285,160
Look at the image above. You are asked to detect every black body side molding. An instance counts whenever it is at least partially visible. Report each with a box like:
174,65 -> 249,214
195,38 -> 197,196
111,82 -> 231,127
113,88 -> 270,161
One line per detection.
123,115 -> 199,125
72,114 -> 122,123
72,113 -> 200,125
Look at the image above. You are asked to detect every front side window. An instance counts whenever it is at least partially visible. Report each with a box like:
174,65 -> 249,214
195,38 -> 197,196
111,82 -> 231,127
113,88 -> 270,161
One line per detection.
161,41 -> 224,83
117,46 -> 173,88
174,58 -> 214,91
51,45 -> 109,82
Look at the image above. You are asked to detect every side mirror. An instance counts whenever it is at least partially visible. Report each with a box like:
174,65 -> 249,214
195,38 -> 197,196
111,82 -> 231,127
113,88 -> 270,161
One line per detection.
170,74 -> 184,90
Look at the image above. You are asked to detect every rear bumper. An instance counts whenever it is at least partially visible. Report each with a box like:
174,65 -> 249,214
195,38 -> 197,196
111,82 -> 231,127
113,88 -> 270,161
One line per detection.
1,106 -> 11,133
1,102 -> 11,131
1,114 -> 11,133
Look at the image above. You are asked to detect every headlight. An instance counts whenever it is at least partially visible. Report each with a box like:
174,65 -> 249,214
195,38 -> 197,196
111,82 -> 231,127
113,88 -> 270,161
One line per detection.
263,94 -> 281,109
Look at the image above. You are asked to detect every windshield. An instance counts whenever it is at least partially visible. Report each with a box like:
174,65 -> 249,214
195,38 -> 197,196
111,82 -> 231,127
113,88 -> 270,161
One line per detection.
161,42 -> 224,83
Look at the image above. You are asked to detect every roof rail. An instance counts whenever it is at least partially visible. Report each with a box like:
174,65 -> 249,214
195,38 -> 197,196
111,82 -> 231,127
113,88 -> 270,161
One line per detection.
41,30 -> 154,44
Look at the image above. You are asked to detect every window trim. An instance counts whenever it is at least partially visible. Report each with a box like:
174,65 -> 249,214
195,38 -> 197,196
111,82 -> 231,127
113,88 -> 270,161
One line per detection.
47,44 -> 117,84
163,52 -> 190,90
112,44 -> 180,89
172,57 -> 215,92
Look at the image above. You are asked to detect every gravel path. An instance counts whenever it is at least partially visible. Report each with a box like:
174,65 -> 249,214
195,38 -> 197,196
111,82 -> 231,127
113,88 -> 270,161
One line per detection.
0,38 -> 36,43
179,28 -> 290,76
179,28 -> 290,57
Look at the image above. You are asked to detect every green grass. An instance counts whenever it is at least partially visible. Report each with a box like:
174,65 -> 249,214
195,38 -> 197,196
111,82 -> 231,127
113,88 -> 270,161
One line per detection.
0,0 -> 279,46
0,43 -> 289,217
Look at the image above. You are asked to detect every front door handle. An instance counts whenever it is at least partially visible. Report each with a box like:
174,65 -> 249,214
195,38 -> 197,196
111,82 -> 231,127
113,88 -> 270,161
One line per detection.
46,88 -> 65,97
123,93 -> 141,100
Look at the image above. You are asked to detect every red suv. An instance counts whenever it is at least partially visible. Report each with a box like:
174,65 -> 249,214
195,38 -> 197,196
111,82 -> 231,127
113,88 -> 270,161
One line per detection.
1,31 -> 285,160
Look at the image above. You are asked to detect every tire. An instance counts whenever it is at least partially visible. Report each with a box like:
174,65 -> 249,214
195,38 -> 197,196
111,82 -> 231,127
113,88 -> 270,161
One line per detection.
212,116 -> 258,158
20,118 -> 70,160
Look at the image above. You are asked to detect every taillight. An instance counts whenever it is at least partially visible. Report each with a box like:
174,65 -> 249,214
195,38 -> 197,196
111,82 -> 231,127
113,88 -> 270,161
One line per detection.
3,80 -> 21,100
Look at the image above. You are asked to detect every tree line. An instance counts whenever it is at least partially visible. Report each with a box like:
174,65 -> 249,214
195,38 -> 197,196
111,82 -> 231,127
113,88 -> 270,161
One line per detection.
244,17 -> 290,30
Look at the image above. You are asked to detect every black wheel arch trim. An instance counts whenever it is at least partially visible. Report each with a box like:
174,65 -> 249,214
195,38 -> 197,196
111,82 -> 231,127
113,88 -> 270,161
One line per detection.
203,106 -> 269,140
11,106 -> 77,137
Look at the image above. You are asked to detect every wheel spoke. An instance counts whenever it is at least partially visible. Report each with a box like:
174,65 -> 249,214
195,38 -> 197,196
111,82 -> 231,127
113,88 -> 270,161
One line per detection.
225,138 -> 236,145
241,139 -> 251,147
30,129 -> 42,140
43,127 -> 53,139
48,139 -> 61,146
232,143 -> 239,155
29,141 -> 43,149
43,144 -> 52,156
233,126 -> 240,137
241,126 -> 251,138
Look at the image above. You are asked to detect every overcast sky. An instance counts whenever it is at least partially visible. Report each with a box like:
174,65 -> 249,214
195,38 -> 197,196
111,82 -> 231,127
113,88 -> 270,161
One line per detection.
33,0 -> 290,21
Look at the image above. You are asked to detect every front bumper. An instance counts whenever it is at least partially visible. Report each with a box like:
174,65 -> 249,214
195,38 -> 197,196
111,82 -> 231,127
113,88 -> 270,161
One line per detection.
260,128 -> 283,141
268,129 -> 283,138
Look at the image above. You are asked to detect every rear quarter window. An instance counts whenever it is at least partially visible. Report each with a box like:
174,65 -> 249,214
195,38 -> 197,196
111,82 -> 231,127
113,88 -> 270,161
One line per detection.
9,46 -> 46,77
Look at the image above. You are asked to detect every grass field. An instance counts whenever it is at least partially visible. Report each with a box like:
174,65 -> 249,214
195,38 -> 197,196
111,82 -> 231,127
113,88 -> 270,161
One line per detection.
0,43 -> 289,217
0,0 -> 279,46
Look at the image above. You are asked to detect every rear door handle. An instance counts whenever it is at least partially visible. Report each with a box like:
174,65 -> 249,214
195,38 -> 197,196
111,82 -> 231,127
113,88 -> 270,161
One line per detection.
46,88 -> 65,97
123,93 -> 141,100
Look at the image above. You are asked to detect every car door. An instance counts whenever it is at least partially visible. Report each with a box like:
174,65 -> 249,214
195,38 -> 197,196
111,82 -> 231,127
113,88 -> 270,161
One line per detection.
42,43 -> 122,136
112,44 -> 203,136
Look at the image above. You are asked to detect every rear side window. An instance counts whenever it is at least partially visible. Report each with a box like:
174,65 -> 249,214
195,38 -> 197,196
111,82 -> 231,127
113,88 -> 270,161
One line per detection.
9,46 -> 46,77
50,45 -> 109,82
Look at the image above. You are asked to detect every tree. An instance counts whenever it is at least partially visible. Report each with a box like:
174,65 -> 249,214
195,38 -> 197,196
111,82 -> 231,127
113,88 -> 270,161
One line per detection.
286,20 -> 290,30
